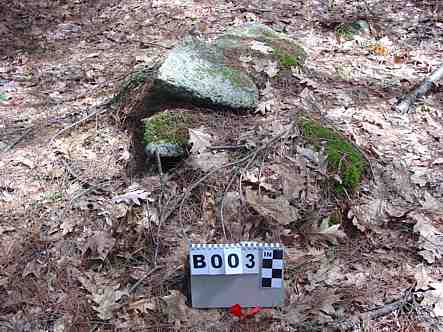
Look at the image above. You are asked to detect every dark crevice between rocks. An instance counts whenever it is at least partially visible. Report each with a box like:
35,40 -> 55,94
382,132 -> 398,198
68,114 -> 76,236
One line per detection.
117,79 -> 252,178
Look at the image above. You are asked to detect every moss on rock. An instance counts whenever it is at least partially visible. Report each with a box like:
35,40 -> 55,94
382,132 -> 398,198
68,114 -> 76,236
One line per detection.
273,48 -> 303,69
143,112 -> 190,147
300,119 -> 367,194
216,23 -> 307,71
205,66 -> 254,89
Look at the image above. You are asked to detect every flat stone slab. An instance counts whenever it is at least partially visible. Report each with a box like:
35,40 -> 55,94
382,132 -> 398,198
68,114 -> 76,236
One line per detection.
156,37 -> 258,109
144,143 -> 185,159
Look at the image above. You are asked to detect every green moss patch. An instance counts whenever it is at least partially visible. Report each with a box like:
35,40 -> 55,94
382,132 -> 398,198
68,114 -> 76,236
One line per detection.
205,66 -> 254,89
335,23 -> 355,40
270,39 -> 307,69
301,119 -> 367,194
273,48 -> 301,69
143,112 -> 190,146
216,23 -> 307,71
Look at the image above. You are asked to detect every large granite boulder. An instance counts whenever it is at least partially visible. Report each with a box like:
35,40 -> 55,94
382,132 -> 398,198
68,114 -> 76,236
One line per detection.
152,23 -> 307,111
155,37 -> 258,109
216,23 -> 307,72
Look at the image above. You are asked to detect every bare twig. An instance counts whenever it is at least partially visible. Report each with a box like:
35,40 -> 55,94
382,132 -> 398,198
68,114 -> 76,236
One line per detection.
128,266 -> 162,294
162,123 -> 293,226
220,172 -> 237,240
2,127 -> 33,152
153,150 -> 166,266
303,287 -> 434,331
49,100 -> 111,145
208,144 -> 247,151
393,63 -> 443,113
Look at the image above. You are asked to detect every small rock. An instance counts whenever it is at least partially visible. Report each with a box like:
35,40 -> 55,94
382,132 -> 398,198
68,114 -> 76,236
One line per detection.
144,143 -> 185,159
143,111 -> 189,160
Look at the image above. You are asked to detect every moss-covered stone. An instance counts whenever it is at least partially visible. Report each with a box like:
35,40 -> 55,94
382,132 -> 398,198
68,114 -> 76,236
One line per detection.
143,112 -> 190,158
300,119 -> 367,194
205,66 -> 253,89
143,112 -> 189,146
216,23 -> 307,70
273,48 -> 302,69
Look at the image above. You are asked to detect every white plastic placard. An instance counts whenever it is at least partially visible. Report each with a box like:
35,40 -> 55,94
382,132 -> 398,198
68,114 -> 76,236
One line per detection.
208,247 -> 225,275
223,245 -> 243,274
263,249 -> 273,259
190,245 -> 209,275
242,247 -> 259,274
190,242 -> 284,308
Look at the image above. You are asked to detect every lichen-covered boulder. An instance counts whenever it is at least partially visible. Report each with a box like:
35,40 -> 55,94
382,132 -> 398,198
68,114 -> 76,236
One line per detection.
143,111 -> 189,159
215,23 -> 307,71
155,37 -> 258,109
152,23 -> 307,111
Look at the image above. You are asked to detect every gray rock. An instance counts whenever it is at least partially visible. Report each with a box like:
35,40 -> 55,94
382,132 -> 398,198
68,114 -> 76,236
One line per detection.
155,37 -> 258,109
143,111 -> 189,160
216,23 -> 307,71
144,143 -> 185,159
350,20 -> 370,35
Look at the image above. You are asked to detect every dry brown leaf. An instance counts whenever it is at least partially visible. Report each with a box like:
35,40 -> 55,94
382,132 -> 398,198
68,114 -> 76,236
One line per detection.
85,231 -> 116,260
160,290 -> 222,328
22,260 -> 44,278
78,274 -> 128,320
187,151 -> 228,172
249,40 -> 273,54
129,298 -> 157,313
412,213 -> 443,264
243,171 -> 277,192
264,60 -> 279,78
112,189 -> 150,206
60,218 -> 77,235
256,98 -> 275,115
306,259 -> 343,290
189,127 -> 212,154
420,192 -> 443,215
349,199 -> 386,232
414,264 -> 443,317
92,284 -> 127,320
245,187 -> 299,225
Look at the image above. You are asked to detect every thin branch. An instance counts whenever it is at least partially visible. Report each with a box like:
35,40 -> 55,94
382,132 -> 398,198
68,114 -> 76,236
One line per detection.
49,100 -> 111,144
2,127 -> 33,152
208,144 -> 247,151
220,172 -> 237,240
153,150 -> 166,267
128,266 -> 162,294
393,63 -> 443,113
160,123 -> 293,226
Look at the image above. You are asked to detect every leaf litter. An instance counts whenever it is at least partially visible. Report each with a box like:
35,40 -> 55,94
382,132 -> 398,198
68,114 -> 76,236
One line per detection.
1,0 -> 443,331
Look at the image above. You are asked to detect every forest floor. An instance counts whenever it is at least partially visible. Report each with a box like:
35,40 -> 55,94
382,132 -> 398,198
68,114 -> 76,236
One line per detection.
0,0 -> 442,331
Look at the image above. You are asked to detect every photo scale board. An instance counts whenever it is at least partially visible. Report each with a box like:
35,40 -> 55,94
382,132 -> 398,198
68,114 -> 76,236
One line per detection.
189,242 -> 284,308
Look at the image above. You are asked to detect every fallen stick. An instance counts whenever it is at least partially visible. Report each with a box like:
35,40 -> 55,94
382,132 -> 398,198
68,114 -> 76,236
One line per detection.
307,286 -> 434,332
49,98 -> 112,145
392,63 -> 443,113
2,127 -> 33,152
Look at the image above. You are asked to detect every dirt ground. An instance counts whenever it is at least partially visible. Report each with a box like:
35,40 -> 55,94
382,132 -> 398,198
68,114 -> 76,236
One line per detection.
0,0 -> 442,331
